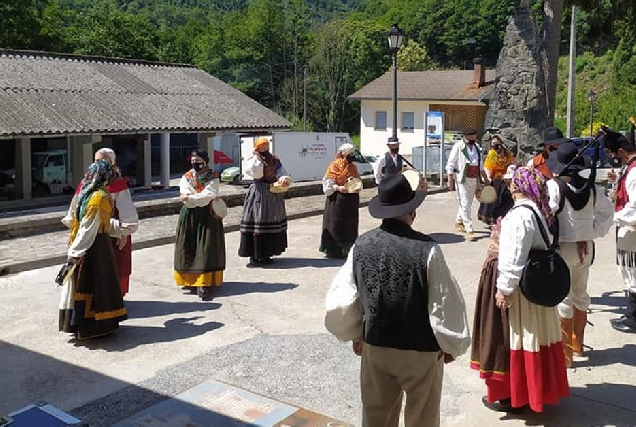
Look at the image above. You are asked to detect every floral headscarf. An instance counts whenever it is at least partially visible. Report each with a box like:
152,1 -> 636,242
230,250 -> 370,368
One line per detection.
76,159 -> 115,220
510,166 -> 554,228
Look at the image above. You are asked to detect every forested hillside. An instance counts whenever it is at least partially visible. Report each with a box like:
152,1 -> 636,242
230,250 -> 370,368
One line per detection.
2,0 -> 635,136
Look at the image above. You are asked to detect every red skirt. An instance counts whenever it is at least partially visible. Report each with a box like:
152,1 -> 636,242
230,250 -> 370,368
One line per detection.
111,236 -> 132,296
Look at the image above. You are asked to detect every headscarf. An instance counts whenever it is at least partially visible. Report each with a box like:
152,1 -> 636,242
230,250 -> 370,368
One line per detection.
510,166 -> 554,228
185,149 -> 216,192
76,159 -> 115,221
338,143 -> 356,157
254,137 -> 270,151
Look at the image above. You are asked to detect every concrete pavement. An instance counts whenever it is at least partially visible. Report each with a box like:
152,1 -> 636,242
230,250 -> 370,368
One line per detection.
0,190 -> 635,426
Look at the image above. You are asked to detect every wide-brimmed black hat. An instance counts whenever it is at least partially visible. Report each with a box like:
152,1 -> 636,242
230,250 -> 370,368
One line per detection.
546,142 -> 592,176
463,127 -> 477,136
369,174 -> 426,219
544,127 -> 569,145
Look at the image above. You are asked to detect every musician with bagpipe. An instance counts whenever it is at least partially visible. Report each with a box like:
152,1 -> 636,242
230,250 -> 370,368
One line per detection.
604,118 -> 636,333
544,136 -> 614,365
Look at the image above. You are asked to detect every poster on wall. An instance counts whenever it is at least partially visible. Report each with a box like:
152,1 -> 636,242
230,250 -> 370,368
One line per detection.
423,111 -> 445,186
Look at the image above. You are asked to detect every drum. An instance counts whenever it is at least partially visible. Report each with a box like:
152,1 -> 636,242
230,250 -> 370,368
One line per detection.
269,176 -> 293,193
477,184 -> 497,204
401,169 -> 428,193
211,198 -> 228,219
343,176 -> 363,193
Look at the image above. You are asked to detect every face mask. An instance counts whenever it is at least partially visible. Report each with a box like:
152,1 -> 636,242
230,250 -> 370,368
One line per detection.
193,162 -> 205,172
346,155 -> 355,163
390,148 -> 399,154
493,145 -> 502,151
260,150 -> 269,155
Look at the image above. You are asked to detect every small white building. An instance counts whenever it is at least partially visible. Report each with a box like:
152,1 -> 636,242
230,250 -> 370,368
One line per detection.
0,49 -> 290,204
349,59 -> 495,156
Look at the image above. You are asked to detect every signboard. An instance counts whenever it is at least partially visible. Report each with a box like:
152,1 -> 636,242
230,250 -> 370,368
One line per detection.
423,111 -> 445,186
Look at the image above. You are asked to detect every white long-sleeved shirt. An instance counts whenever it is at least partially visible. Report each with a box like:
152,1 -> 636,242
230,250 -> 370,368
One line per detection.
62,187 -> 138,237
243,155 -> 289,181
68,211 -> 125,258
445,140 -> 483,184
496,199 -> 550,295
179,175 -> 220,208
324,243 -> 471,359
615,165 -> 636,227
547,180 -> 614,241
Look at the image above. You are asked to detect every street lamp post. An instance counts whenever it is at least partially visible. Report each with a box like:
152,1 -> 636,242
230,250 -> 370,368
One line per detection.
587,89 -> 597,138
387,23 -> 403,143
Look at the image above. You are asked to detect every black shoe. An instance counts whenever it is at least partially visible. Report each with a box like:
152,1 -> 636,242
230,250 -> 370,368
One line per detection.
481,396 -> 524,414
197,286 -> 213,301
260,257 -> 274,265
610,316 -> 636,333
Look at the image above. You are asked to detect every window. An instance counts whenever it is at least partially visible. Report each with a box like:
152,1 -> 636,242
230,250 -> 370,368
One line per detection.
402,112 -> 415,131
375,111 -> 387,130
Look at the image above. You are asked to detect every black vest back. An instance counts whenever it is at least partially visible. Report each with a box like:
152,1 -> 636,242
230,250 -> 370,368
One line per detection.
352,219 -> 440,352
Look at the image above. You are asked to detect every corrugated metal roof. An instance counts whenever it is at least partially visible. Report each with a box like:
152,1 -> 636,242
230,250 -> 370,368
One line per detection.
349,69 -> 496,102
0,50 -> 290,137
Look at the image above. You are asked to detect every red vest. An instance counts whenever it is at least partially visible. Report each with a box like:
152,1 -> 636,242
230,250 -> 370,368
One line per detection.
615,158 -> 636,212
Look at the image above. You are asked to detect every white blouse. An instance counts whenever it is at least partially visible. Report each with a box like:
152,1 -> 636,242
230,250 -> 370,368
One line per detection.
179,176 -> 221,209
324,242 -> 471,359
243,155 -> 289,180
496,199 -> 550,296
615,166 -> 636,228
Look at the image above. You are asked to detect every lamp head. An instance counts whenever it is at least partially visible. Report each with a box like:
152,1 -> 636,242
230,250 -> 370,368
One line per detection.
387,23 -> 403,53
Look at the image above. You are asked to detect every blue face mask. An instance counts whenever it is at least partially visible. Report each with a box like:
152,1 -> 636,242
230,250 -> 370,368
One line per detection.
193,162 -> 205,172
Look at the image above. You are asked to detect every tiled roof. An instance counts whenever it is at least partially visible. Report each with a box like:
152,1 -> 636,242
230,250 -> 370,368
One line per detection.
0,50 -> 290,137
349,69 -> 496,102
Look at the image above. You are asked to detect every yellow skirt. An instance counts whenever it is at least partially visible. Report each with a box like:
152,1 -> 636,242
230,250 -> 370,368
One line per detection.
174,270 -> 223,287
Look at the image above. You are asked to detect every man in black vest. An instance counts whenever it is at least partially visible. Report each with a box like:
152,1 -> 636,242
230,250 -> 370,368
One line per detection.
325,174 -> 470,427
374,139 -> 404,184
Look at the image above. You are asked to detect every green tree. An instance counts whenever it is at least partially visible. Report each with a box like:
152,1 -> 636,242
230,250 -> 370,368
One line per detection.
0,0 -> 49,49
397,39 -> 435,71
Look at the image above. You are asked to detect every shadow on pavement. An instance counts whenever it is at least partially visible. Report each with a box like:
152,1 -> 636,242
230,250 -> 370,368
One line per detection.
590,290 -> 627,315
124,300 -> 221,319
215,281 -> 297,297
0,341 -> 294,427
73,317 -> 224,351
576,343 -> 636,369
258,257 -> 346,269
427,232 -> 466,244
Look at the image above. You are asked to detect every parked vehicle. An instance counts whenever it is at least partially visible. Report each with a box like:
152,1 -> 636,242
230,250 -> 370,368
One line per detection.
31,149 -> 71,196
220,166 -> 241,184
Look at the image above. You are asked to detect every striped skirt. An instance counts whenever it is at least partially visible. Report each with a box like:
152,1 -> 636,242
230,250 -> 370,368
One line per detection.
238,181 -> 288,259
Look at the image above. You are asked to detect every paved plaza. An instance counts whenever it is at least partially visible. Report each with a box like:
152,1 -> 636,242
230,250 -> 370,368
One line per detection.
0,190 -> 635,426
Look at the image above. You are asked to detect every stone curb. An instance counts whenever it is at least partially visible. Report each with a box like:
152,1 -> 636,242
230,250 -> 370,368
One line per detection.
0,186 -> 446,276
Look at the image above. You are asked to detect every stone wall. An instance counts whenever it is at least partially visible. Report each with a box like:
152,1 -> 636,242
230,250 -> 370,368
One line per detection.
484,5 -> 549,162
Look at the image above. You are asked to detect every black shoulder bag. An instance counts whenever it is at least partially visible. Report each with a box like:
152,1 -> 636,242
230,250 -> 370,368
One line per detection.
514,204 -> 571,307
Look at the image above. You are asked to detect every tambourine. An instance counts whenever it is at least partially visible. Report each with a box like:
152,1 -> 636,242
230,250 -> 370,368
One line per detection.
269,176 -> 293,193
401,169 -> 428,193
343,177 -> 363,193
211,198 -> 228,219
476,184 -> 497,204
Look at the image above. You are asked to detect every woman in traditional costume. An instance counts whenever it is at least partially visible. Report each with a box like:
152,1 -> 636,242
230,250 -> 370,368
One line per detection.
481,166 -> 569,413
63,148 -> 138,297
59,160 -> 128,340
478,135 -> 516,226
238,137 -> 291,266
174,149 -> 225,301
320,143 -> 361,258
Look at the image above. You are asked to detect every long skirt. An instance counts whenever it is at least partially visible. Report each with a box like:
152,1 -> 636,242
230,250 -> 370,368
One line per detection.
59,233 -> 127,340
111,235 -> 132,296
470,257 -> 511,393
319,192 -> 359,258
174,204 -> 225,287
478,179 -> 514,225
484,289 -> 570,412
238,181 -> 288,260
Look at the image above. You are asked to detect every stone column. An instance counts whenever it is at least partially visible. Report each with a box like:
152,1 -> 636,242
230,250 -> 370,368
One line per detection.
160,133 -> 170,189
137,135 -> 151,189
15,137 -> 32,200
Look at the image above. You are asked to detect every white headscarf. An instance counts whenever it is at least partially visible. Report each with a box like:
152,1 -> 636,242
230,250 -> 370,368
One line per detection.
338,143 -> 355,157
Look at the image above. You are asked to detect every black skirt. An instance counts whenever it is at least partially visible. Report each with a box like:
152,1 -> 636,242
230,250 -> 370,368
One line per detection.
319,192 -> 359,258
478,179 -> 514,225
59,233 -> 127,340
174,204 -> 226,274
